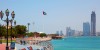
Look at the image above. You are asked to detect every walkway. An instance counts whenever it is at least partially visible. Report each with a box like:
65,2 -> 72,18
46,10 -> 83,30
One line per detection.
0,44 -> 6,50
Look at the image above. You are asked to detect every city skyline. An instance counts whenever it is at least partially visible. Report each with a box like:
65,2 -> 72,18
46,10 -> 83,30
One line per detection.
0,0 -> 100,34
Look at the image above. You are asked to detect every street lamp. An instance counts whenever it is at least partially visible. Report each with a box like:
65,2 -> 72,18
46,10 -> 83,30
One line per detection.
0,24 -> 2,44
14,20 -> 16,26
11,11 -> 15,20
5,9 -> 9,50
28,23 -> 30,33
0,11 -> 4,20
10,11 -> 15,43
0,9 -> 15,50
0,10 -> 4,44
9,19 -> 13,43
5,9 -> 10,50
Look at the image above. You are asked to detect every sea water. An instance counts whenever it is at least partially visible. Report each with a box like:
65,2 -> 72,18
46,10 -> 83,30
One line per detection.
51,36 -> 100,50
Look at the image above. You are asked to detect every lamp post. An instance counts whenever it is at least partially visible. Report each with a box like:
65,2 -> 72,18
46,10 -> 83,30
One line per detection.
0,24 -> 2,44
0,11 -> 4,44
0,9 -> 15,50
9,19 -> 13,42
10,11 -> 15,43
13,20 -> 16,38
14,20 -> 16,26
5,9 -> 9,50
0,10 -> 4,44
33,22 -> 35,32
27,23 -> 30,33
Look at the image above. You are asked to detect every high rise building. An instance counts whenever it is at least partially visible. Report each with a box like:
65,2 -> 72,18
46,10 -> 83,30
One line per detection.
71,30 -> 75,36
83,22 -> 90,36
56,31 -> 59,36
60,30 -> 63,36
66,27 -> 71,36
91,11 -> 96,36
56,30 -> 63,36
66,27 -> 75,37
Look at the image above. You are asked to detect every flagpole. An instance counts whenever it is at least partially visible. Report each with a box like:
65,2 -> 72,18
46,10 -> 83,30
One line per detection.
33,22 -> 35,32
42,11 -> 47,33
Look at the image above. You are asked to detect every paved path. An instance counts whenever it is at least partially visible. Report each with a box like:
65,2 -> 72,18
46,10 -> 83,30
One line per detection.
0,44 -> 6,50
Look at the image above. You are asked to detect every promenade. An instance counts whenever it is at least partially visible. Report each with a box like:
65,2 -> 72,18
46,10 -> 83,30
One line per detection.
0,37 -> 53,50
0,44 -> 6,50
0,43 -> 16,50
16,37 -> 52,50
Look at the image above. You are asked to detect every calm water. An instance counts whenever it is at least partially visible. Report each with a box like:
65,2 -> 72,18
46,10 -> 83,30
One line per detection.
51,36 -> 100,50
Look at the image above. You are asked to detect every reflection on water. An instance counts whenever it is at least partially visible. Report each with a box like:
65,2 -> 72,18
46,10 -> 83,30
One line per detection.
51,36 -> 100,50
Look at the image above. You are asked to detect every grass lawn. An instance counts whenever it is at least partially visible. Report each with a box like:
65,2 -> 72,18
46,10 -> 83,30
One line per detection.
0,40 -> 16,43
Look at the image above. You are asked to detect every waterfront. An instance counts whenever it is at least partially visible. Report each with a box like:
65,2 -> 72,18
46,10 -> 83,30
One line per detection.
51,36 -> 100,50
1,36 -> 100,50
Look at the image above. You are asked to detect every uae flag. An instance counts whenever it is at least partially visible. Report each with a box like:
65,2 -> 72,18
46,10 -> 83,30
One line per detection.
43,11 -> 47,15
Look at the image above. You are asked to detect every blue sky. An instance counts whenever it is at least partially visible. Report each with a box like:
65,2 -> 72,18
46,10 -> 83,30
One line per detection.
0,0 -> 100,34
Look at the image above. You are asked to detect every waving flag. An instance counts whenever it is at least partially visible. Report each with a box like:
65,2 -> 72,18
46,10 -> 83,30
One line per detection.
0,12 -> 1,18
43,11 -> 47,15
